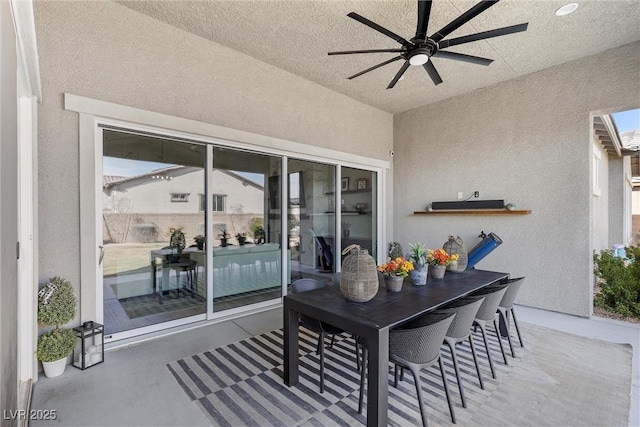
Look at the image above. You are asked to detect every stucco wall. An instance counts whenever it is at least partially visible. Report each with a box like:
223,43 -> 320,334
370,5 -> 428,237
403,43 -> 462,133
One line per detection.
394,42 -> 640,316
34,2 -> 392,293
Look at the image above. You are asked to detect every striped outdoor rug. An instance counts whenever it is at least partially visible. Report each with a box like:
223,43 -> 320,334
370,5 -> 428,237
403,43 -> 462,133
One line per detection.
167,322 -> 632,426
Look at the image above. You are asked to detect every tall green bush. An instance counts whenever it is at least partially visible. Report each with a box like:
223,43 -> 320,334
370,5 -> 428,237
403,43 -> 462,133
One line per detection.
37,277 -> 77,362
593,246 -> 640,317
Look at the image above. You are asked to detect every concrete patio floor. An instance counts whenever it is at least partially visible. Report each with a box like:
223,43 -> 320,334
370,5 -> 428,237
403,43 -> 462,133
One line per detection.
29,305 -> 639,427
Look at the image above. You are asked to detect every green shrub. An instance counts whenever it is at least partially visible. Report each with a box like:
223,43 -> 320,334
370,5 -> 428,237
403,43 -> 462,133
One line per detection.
37,277 -> 77,363
593,246 -> 640,317
36,328 -> 76,362
37,277 -> 76,327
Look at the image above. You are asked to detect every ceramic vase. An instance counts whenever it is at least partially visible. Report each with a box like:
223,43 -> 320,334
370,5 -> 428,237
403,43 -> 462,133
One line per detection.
409,264 -> 428,285
430,265 -> 446,279
384,275 -> 404,292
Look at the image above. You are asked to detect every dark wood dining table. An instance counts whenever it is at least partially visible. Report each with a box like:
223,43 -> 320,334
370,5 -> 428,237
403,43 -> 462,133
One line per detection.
283,268 -> 509,427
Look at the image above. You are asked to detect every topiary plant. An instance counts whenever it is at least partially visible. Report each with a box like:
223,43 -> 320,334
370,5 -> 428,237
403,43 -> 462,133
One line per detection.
38,277 -> 76,327
36,328 -> 76,363
37,277 -> 77,363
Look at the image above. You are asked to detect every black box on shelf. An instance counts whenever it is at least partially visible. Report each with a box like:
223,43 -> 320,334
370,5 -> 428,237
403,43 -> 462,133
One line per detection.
432,200 -> 505,210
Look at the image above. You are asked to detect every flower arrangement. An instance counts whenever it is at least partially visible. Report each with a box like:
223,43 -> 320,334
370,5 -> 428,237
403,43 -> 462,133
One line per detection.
427,248 -> 459,266
378,257 -> 414,277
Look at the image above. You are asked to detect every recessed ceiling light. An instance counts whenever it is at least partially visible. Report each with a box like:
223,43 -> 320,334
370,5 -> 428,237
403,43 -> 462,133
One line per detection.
555,3 -> 579,16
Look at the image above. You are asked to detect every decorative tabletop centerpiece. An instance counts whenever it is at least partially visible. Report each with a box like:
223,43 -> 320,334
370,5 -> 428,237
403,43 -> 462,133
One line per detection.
407,242 -> 429,285
378,257 -> 413,292
427,248 -> 459,279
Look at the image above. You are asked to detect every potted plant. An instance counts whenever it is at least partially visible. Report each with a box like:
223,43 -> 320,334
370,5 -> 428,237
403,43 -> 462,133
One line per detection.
236,232 -> 247,246
218,229 -> 230,247
427,248 -> 459,279
407,242 -> 429,285
36,277 -> 77,378
377,257 -> 414,292
194,235 -> 205,250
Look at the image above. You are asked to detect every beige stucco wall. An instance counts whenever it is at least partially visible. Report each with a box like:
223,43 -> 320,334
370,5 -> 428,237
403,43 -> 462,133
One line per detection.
394,42 -> 640,317
34,2 -> 392,291
592,142 -> 609,253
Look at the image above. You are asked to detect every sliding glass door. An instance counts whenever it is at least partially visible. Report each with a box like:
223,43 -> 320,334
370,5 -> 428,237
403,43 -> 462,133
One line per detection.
101,128 -> 379,339
102,131 -> 207,335
207,147 -> 284,311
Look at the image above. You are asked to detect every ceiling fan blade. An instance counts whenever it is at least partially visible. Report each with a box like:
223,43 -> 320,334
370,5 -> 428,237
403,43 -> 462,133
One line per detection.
423,61 -> 443,85
328,48 -> 404,55
347,56 -> 403,80
347,12 -> 411,45
415,0 -> 433,40
431,0 -> 499,43
434,50 -> 493,65
438,23 -> 528,48
387,61 -> 410,89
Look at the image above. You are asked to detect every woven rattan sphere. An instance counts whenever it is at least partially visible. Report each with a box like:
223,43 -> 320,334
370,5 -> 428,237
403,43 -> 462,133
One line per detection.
340,246 -> 379,302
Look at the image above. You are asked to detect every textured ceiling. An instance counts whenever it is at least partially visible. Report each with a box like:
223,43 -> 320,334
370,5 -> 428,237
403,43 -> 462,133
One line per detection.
119,0 -> 640,114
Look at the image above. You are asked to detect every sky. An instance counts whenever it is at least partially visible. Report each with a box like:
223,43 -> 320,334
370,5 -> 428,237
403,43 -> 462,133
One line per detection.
612,108 -> 640,133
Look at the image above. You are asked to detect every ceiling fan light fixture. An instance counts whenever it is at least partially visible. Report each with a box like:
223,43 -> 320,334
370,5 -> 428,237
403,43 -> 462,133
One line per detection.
555,3 -> 579,16
409,52 -> 429,66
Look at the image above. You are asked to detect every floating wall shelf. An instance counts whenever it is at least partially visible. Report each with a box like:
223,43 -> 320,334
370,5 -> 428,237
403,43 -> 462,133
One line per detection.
414,209 -> 532,216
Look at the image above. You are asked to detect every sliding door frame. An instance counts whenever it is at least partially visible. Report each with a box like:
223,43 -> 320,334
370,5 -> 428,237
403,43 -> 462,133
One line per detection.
68,94 -> 389,343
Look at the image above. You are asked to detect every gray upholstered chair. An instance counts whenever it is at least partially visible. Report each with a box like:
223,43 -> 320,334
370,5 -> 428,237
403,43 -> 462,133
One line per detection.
357,312 -> 456,427
495,277 -> 526,357
435,296 -> 485,408
290,278 -> 345,393
464,284 -> 509,378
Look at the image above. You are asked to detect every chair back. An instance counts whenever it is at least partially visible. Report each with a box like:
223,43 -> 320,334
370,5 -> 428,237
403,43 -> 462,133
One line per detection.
390,312 -> 455,364
291,279 -> 327,330
498,277 -> 525,309
469,285 -> 508,322
436,297 -> 485,340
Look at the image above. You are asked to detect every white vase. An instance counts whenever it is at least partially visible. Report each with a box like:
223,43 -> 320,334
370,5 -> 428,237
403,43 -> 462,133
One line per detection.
42,356 -> 68,378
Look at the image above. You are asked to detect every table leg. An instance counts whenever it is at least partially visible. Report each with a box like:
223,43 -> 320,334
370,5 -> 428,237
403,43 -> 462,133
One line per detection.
283,301 -> 299,386
367,327 -> 389,427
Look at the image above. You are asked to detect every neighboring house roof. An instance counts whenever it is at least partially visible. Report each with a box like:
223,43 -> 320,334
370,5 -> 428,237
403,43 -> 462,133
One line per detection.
103,165 -> 264,191
620,129 -> 640,150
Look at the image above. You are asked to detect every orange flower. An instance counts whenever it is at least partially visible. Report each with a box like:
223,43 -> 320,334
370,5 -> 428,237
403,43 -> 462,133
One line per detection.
427,248 -> 459,266
378,256 -> 414,277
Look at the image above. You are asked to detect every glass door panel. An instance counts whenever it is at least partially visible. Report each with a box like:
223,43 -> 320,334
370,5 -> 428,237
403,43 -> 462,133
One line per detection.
210,147 -> 283,311
340,166 -> 377,261
288,159 -> 336,284
102,131 -> 206,335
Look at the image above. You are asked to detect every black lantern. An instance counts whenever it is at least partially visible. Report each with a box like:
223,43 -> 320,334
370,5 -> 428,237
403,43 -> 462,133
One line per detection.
73,321 -> 104,370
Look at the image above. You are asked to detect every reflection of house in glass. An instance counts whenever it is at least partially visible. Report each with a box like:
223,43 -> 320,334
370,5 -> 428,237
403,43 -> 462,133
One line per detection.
103,166 -> 265,246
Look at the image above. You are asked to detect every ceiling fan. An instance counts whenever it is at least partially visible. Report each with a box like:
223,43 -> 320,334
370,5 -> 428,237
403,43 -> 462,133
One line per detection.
328,0 -> 528,89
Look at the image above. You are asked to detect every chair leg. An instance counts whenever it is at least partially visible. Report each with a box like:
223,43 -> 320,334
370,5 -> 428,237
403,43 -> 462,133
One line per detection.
318,332 -> 325,393
330,334 -> 336,348
438,357 -> 456,424
394,364 -> 400,388
355,340 -> 361,373
493,318 -> 508,365
468,334 -> 484,390
408,365 -> 430,427
511,308 -> 524,347
445,340 -> 466,408
478,323 -> 497,379
500,310 -> 516,358
358,347 -> 367,414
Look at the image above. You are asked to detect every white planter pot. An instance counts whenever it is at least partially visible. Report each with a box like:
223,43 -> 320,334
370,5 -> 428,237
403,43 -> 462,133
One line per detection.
42,357 -> 68,378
